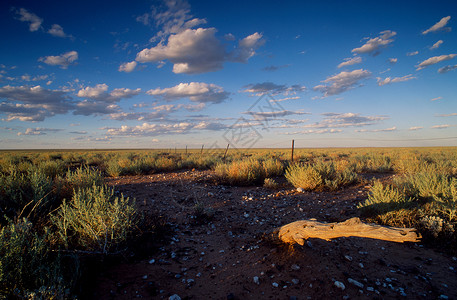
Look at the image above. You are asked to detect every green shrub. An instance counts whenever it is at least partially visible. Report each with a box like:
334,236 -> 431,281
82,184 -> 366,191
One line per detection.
66,166 -> 103,190
215,159 -> 266,186
105,160 -> 123,177
263,178 -> 279,189
0,218 -> 70,299
37,160 -> 66,178
262,158 -> 284,177
52,185 -> 138,254
285,164 -> 322,190
357,181 -> 413,215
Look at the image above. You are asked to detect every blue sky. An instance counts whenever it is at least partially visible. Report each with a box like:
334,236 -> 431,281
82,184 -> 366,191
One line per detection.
0,0 -> 456,149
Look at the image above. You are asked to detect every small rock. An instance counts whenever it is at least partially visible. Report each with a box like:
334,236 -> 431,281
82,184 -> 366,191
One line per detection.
334,281 -> 346,290
367,287 -> 374,292
348,278 -> 364,288
291,264 -> 300,271
359,263 -> 364,269
253,276 -> 260,285
344,255 -> 353,262
272,282 -> 279,288
169,295 -> 181,300
291,279 -> 300,285
142,275 -> 148,280
148,259 -> 155,264
439,295 -> 449,299
297,187 -> 304,193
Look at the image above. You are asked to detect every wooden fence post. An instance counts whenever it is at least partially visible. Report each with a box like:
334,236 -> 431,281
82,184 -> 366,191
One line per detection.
291,139 -> 295,163
223,144 -> 230,162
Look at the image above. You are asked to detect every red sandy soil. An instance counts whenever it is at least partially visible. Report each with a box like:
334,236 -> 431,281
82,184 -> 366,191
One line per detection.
88,170 -> 456,299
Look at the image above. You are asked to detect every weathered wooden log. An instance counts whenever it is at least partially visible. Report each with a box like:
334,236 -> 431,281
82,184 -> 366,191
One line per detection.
271,217 -> 420,245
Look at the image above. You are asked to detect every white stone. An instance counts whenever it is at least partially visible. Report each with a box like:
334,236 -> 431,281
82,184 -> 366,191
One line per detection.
334,281 -> 345,290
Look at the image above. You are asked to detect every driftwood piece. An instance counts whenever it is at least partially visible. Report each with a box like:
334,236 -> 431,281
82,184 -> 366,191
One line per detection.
271,217 -> 420,245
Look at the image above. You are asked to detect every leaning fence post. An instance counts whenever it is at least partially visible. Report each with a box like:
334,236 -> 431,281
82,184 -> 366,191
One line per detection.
223,144 -> 230,162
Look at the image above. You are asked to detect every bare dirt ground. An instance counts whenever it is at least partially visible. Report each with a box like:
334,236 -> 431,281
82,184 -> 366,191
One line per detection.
89,170 -> 457,299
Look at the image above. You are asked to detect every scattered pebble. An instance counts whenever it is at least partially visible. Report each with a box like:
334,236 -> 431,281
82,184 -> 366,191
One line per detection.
291,264 -> 300,271
344,255 -> 353,262
272,282 -> 279,288
334,281 -> 345,290
169,295 -> 181,300
148,259 -> 155,264
253,276 -> 260,285
348,278 -> 364,288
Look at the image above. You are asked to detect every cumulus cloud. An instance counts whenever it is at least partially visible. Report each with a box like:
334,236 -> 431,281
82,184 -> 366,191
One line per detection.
77,84 -> 141,102
242,82 -> 306,96
136,28 -> 264,74
133,1 -> 263,74
313,69 -> 371,97
231,32 -> 265,63
0,85 -> 72,121
376,74 -> 416,86
409,126 -> 423,131
422,16 -> 451,34
17,127 -> 62,136
147,82 -> 229,104
118,61 -> 137,72
388,58 -> 398,64
303,112 -> 388,129
74,84 -> 141,115
38,51 -> 78,69
337,56 -> 362,68
438,64 -> 457,73
15,8 -> 42,32
431,96 -> 442,101
430,40 -> 443,50
48,24 -> 69,38
351,30 -> 396,55
136,28 -> 225,73
407,51 -> 419,56
416,54 -> 457,70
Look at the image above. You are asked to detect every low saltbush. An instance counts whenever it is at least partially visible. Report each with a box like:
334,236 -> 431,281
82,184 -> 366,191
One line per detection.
52,185 -> 139,254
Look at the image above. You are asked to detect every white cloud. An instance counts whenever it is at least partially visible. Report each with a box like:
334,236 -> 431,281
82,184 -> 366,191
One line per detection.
351,30 -> 396,55
303,112 -> 387,129
0,85 -> 71,121
77,84 -> 141,102
136,28 -> 264,74
38,51 -> 78,69
438,64 -> 457,74
388,58 -> 398,64
118,61 -> 137,73
422,16 -> 451,34
15,8 -> 42,32
407,51 -> 419,56
243,110 -> 309,120
104,121 -> 224,137
280,129 -> 343,135
242,82 -> 306,96
337,56 -> 362,68
136,28 -> 225,73
409,126 -> 423,131
147,82 -> 229,104
355,127 -> 397,133
48,24 -> 69,38
75,84 -> 141,115
313,69 -> 371,97
430,40 -> 443,50
431,96 -> 442,101
416,54 -> 457,70
231,32 -> 265,63
376,74 -> 416,86
17,127 -> 62,136
431,124 -> 450,129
